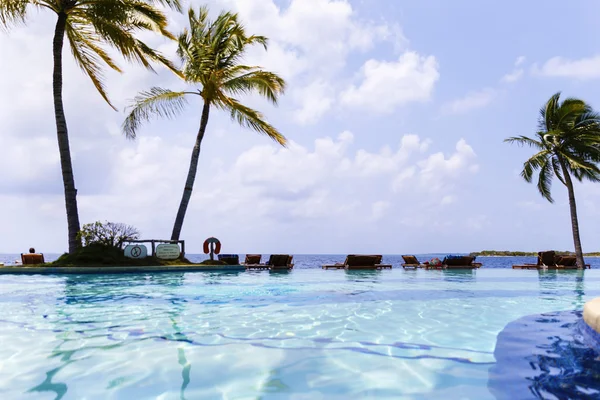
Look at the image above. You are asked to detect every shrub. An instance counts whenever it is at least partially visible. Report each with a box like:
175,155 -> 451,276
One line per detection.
78,221 -> 140,248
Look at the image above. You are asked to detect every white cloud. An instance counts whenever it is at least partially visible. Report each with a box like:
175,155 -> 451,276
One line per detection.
441,88 -> 496,115
502,69 -> 524,83
292,80 -> 335,125
417,139 -> 478,191
534,55 -> 600,80
340,52 -> 440,113
515,56 -> 526,67
213,0 -> 409,122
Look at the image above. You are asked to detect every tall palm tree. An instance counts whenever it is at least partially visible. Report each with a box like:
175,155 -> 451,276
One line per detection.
0,0 -> 180,253
506,92 -> 600,268
123,6 -> 287,241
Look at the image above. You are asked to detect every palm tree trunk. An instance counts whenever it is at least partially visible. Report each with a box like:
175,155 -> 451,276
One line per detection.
171,100 -> 211,241
559,158 -> 585,268
53,12 -> 81,253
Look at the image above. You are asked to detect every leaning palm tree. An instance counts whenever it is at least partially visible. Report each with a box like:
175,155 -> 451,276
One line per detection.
123,6 -> 287,241
506,92 -> 600,268
0,0 -> 180,253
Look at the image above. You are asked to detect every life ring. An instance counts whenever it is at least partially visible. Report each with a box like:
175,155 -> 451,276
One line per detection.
203,237 -> 221,255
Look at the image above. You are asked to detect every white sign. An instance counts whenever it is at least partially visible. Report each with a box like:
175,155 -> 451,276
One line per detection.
124,244 -> 148,259
156,244 -> 181,260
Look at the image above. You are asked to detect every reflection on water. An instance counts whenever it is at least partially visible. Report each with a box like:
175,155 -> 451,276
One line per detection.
30,274 -> 192,399
343,269 -> 382,281
442,269 -> 476,282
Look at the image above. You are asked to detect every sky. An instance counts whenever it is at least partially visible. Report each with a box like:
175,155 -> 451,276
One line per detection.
2,0 -> 600,254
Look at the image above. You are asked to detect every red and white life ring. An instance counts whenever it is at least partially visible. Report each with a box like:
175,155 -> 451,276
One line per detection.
203,237 -> 221,255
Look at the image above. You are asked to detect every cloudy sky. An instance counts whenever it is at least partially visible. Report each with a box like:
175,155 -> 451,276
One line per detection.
2,0 -> 600,254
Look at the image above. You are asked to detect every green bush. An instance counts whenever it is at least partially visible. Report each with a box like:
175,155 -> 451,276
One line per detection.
78,221 -> 140,248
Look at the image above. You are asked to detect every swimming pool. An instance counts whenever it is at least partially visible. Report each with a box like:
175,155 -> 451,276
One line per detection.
1,269 -> 599,399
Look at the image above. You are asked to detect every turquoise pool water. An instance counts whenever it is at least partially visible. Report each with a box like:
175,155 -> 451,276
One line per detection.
1,269 -> 599,399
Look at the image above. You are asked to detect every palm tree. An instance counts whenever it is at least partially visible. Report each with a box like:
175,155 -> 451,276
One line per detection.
0,0 -> 180,253
506,92 -> 600,268
123,6 -> 287,241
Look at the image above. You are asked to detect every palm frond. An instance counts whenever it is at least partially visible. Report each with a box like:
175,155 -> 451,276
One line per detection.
572,166 -> 600,183
537,159 -> 554,203
75,1 -> 176,73
504,135 -> 544,149
216,95 -> 286,146
223,70 -> 286,104
0,0 -> 31,28
65,20 -> 121,109
123,88 -> 194,139
521,150 -> 550,183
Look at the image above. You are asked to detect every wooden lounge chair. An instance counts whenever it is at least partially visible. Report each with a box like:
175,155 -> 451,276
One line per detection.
323,255 -> 392,270
553,255 -> 590,269
441,255 -> 482,269
244,254 -> 269,270
401,255 -> 422,269
512,251 -> 590,269
217,254 -> 240,265
21,253 -> 45,265
267,254 -> 294,271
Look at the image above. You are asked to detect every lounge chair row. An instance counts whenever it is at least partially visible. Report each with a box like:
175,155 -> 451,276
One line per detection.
400,255 -> 482,270
512,251 -> 591,270
218,254 -> 294,270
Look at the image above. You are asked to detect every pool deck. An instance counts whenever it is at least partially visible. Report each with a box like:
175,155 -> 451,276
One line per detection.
0,264 -> 247,274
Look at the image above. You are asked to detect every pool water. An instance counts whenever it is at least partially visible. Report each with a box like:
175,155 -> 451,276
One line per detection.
1,269 -> 599,399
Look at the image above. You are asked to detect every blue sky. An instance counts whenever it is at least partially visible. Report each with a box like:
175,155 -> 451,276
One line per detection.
2,0 -> 600,254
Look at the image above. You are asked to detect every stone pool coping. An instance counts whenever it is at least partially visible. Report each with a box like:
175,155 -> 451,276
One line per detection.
0,265 -> 246,274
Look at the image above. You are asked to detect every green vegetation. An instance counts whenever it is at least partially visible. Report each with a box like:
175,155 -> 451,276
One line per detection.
471,250 -> 600,257
506,93 -> 600,268
78,221 -> 140,248
123,6 -> 287,242
0,0 -> 180,253
47,244 -> 193,267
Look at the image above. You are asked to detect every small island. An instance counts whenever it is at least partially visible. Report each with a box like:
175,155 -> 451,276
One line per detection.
470,250 -> 600,257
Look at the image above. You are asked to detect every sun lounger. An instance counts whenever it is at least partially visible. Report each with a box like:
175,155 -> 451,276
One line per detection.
244,254 -> 269,270
21,253 -> 45,265
217,254 -> 240,265
440,255 -> 482,269
401,255 -> 422,269
267,254 -> 294,270
323,255 -> 392,270
512,251 -> 590,269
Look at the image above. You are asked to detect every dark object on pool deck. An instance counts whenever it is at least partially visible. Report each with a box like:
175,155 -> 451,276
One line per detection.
322,255 -> 392,270
217,254 -> 240,265
512,251 -> 591,269
245,254 -> 293,270
488,310 -> 600,399
267,254 -> 294,270
244,254 -> 268,270
438,255 -> 482,270
401,255 -> 422,269
21,251 -> 45,265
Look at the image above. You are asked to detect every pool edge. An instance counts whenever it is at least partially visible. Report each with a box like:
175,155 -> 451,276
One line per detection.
0,265 -> 247,274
